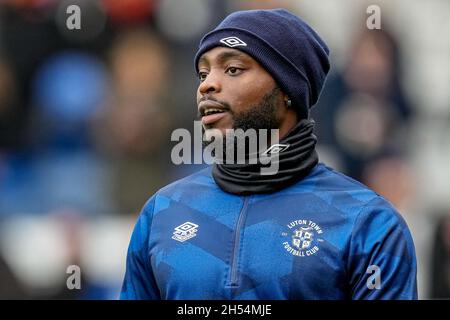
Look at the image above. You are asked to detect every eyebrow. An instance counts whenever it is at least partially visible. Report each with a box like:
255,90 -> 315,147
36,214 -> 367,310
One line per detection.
198,50 -> 246,67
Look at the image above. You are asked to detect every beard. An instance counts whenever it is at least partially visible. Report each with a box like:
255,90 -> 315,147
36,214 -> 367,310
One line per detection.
201,86 -> 281,144
231,86 -> 281,132
201,86 -> 282,163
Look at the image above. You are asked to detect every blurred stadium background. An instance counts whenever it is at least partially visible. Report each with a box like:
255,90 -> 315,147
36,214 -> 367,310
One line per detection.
0,0 -> 449,299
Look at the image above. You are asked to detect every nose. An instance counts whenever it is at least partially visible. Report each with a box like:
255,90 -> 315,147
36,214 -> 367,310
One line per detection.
198,69 -> 221,96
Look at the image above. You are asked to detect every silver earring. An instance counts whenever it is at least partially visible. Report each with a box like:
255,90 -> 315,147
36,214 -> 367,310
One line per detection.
286,99 -> 292,108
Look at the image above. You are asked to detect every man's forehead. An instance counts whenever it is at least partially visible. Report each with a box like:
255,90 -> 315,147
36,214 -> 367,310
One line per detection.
198,47 -> 253,66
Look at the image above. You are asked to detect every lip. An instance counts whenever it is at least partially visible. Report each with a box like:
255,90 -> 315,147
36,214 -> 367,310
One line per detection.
201,112 -> 228,125
198,100 -> 228,115
198,100 -> 229,126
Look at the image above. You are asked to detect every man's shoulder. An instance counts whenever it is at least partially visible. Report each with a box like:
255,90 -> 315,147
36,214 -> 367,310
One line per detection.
301,164 -> 412,243
139,166 -> 215,214
152,166 -> 216,199
307,163 -> 379,198
299,163 -> 400,218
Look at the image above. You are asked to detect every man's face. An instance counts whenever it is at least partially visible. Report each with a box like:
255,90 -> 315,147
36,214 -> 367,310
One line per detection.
196,47 -> 284,135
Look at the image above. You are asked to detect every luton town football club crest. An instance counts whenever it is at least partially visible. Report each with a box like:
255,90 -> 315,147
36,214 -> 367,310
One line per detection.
282,219 -> 324,257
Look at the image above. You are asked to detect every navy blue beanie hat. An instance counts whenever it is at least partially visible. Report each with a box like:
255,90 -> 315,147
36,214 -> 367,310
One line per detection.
194,8 -> 330,119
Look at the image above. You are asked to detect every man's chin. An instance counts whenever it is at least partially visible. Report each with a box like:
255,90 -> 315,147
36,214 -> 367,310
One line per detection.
203,126 -> 227,141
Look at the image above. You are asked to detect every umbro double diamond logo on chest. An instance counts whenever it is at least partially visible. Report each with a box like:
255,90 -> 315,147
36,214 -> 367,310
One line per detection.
220,36 -> 247,47
172,222 -> 199,242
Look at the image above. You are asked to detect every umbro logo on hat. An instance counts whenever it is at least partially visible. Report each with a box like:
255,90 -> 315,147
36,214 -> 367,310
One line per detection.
220,36 -> 247,47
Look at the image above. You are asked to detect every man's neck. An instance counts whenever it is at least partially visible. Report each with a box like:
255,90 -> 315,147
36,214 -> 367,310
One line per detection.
278,109 -> 299,139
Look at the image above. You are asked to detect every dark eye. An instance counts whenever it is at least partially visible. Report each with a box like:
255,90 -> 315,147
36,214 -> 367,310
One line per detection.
226,67 -> 243,76
198,71 -> 208,82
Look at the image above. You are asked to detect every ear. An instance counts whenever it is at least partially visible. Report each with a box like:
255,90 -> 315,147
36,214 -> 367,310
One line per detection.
284,96 -> 292,108
278,89 -> 290,108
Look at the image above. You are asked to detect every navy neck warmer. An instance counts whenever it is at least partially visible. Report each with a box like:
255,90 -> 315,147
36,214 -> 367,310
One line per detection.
212,119 -> 318,195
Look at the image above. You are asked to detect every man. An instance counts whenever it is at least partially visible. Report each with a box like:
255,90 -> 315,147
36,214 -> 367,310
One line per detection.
120,8 -> 417,300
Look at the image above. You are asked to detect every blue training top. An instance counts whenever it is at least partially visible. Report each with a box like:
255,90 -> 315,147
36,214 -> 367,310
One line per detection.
120,163 -> 417,300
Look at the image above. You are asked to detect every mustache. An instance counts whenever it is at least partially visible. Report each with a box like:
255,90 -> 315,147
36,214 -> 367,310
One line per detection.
196,95 -> 233,120
198,96 -> 232,107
